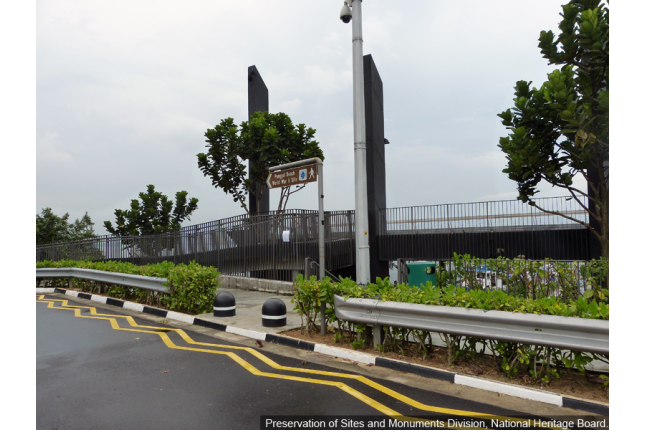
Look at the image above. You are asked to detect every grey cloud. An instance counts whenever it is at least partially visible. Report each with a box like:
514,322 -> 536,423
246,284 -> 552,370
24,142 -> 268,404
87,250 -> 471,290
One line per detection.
37,0 -> 572,235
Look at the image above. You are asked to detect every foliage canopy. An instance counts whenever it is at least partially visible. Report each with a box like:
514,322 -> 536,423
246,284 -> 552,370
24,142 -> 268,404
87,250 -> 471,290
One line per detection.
497,0 -> 609,258
36,208 -> 96,245
103,184 -> 198,236
197,111 -> 324,215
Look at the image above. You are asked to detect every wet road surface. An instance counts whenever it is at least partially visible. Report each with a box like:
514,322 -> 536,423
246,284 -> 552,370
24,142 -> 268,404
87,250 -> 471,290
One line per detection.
36,294 -> 604,429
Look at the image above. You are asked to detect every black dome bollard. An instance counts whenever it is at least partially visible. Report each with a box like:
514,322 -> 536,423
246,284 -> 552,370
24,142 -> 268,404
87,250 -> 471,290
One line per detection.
213,292 -> 236,317
262,298 -> 287,327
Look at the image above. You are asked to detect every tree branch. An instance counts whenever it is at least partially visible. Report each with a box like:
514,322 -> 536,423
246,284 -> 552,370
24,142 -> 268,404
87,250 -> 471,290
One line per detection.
542,178 -> 590,202
565,190 -> 591,214
232,188 -> 249,216
571,60 -> 591,73
277,188 -> 288,213
530,200 -> 599,239
279,184 -> 306,213
591,135 -> 609,149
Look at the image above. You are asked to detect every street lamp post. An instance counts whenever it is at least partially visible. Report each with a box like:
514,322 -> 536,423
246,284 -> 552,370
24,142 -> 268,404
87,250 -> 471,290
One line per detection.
340,0 -> 370,285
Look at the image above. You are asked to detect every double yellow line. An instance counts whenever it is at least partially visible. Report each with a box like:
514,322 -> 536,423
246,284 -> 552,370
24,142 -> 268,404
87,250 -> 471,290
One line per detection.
37,295 -> 565,429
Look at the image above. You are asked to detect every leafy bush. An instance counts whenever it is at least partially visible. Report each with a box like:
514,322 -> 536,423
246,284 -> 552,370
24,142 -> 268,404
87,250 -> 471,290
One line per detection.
292,255 -> 609,383
436,253 -> 608,301
36,259 -> 219,314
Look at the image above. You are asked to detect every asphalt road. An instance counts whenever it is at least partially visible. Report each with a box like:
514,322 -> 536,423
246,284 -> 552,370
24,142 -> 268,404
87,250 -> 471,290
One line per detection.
36,294 -> 605,430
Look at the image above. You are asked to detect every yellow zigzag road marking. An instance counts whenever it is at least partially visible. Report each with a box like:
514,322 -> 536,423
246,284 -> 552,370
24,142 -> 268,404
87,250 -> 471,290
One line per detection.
36,295 -> 565,429
36,297 -> 408,421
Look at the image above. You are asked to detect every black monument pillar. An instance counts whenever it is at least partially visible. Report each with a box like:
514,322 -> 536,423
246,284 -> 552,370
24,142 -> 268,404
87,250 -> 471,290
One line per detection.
364,55 -> 389,282
248,65 -> 270,214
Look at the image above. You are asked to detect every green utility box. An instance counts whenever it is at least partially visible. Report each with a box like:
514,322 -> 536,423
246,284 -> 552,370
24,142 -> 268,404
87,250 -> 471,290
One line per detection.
406,261 -> 437,288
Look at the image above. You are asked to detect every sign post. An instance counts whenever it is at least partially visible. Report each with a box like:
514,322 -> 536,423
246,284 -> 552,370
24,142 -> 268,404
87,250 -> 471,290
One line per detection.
268,158 -> 326,334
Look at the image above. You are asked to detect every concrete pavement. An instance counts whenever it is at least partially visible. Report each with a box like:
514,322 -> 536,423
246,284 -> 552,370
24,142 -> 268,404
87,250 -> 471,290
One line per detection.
196,288 -> 301,334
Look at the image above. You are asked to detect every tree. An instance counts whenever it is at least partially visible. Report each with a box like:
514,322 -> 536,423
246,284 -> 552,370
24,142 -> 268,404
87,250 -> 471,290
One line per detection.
197,111 -> 324,215
36,208 -> 96,245
498,0 -> 608,259
69,213 -> 96,241
36,208 -> 100,261
104,185 -> 199,236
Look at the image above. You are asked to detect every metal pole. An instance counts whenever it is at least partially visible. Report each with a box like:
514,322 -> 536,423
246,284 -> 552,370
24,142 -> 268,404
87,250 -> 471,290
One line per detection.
267,158 -> 327,328
318,162 -> 326,335
351,0 -> 370,285
318,163 -> 325,280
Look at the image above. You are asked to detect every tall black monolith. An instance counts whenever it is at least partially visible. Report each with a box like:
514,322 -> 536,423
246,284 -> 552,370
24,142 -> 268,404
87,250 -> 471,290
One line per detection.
248,65 -> 270,214
363,55 -> 389,282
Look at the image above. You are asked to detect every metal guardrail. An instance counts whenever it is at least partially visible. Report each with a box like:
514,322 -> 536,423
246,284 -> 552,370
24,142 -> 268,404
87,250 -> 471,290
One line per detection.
36,268 -> 170,293
333,295 -> 608,354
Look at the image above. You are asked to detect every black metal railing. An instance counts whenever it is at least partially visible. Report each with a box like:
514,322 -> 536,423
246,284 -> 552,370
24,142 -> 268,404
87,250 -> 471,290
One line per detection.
304,257 -> 342,283
37,196 -> 595,281
378,196 -> 591,261
379,196 -> 588,234
36,210 -> 356,282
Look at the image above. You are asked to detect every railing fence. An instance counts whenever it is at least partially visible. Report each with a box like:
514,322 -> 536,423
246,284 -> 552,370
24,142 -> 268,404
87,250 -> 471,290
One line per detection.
37,196 -> 595,281
37,211 -> 356,282
379,196 -> 591,261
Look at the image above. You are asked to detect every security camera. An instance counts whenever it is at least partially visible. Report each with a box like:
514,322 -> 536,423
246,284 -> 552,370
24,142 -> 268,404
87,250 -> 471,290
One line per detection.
340,2 -> 352,23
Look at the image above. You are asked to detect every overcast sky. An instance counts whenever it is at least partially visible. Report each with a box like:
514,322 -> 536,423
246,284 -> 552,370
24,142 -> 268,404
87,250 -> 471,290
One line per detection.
35,0 -> 597,235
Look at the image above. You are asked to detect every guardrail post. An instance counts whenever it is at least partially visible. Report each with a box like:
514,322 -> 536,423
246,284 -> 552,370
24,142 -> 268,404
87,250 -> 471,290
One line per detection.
372,324 -> 383,348
320,301 -> 326,336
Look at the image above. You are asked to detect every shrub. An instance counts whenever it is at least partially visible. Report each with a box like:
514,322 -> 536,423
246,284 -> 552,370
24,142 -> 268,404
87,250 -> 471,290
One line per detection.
291,256 -> 608,383
36,259 -> 219,314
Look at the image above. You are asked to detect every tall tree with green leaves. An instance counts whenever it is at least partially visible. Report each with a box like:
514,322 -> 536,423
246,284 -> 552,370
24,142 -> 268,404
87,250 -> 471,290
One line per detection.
36,208 -> 96,245
498,0 -> 608,259
197,111 -> 324,215
104,185 -> 199,236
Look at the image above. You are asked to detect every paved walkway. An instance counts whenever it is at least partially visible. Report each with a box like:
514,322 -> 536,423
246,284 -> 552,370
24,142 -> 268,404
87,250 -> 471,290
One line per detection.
195,288 -> 302,334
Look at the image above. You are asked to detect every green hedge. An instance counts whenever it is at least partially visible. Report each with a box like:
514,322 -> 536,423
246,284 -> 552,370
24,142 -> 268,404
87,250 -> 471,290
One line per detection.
292,273 -> 609,384
433,254 -> 608,302
36,259 -> 219,315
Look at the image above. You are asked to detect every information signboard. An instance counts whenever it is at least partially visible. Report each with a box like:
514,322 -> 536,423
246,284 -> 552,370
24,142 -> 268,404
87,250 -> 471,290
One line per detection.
266,165 -> 317,189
